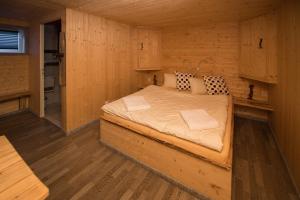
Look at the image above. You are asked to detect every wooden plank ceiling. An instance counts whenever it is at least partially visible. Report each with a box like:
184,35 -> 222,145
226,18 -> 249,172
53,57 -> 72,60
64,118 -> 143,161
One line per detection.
0,0 -> 281,27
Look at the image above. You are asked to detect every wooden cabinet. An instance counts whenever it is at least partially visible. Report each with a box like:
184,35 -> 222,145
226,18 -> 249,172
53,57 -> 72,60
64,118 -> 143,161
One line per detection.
239,12 -> 278,84
136,29 -> 161,70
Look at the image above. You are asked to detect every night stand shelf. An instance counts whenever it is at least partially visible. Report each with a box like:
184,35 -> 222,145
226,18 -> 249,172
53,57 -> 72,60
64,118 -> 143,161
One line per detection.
233,97 -> 274,112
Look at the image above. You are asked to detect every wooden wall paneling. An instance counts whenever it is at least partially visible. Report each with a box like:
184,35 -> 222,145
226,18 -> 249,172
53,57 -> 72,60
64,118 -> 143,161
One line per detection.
0,56 -> 29,95
270,0 -> 300,193
0,18 -> 30,116
65,9 -> 138,132
0,101 -> 19,116
265,11 -> 278,82
29,23 -> 42,116
0,17 -> 29,27
106,20 -> 133,101
161,23 -> 269,101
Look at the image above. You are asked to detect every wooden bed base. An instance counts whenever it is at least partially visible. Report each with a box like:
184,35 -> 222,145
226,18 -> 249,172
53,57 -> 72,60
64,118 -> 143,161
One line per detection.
99,97 -> 233,200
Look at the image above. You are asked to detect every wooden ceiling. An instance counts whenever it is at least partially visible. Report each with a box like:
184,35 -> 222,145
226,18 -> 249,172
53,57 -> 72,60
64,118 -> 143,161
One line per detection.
0,0 -> 281,27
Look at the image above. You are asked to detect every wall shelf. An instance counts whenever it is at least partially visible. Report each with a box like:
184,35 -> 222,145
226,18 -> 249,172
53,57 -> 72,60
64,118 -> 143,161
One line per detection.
239,73 -> 277,84
233,97 -> 274,112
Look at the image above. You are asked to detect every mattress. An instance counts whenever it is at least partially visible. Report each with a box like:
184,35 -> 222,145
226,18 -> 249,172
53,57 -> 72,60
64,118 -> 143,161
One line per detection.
102,85 -> 229,152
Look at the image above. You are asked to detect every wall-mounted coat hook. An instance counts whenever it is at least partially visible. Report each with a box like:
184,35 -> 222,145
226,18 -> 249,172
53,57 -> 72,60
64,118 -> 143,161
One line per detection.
259,38 -> 263,49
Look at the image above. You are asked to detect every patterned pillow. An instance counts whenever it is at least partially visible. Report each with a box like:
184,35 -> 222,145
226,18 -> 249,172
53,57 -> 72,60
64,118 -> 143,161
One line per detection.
203,76 -> 230,95
175,72 -> 193,91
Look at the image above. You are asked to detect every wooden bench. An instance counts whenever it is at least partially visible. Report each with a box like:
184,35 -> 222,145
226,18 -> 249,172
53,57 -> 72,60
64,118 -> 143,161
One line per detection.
0,136 -> 49,200
0,91 -> 31,113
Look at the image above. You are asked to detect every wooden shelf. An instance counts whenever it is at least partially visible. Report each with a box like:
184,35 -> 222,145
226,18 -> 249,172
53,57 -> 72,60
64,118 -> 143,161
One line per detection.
239,73 -> 277,84
135,68 -> 161,71
233,97 -> 274,112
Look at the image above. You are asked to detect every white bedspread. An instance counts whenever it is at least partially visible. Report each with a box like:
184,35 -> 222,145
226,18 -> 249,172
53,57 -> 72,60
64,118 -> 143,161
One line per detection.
102,85 -> 229,152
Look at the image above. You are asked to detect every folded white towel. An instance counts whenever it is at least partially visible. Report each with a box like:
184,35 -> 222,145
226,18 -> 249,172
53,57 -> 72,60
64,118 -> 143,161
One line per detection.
180,109 -> 219,130
122,96 -> 151,111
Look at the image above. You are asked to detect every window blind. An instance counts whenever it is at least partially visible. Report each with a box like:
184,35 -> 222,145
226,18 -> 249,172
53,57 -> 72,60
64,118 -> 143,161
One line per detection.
0,30 -> 19,50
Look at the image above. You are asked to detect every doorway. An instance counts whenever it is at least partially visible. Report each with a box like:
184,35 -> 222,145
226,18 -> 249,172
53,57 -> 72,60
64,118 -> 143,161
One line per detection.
43,20 -> 63,127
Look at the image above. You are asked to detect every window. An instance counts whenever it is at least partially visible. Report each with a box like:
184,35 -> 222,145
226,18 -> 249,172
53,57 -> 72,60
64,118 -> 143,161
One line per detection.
0,29 -> 25,53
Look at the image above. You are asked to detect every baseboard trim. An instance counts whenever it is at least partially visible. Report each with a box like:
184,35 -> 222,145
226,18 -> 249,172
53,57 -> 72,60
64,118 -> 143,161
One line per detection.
0,109 -> 30,119
66,119 -> 99,135
268,122 -> 300,198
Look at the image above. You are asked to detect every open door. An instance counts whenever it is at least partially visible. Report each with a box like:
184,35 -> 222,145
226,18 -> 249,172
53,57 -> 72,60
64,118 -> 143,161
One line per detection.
43,20 -> 64,127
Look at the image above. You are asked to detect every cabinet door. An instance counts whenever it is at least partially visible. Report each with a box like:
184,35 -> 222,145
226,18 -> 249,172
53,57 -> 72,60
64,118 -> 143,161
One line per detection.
137,29 -> 161,69
251,15 -> 267,79
240,20 -> 252,76
137,29 -> 150,69
239,12 -> 277,83
264,12 -> 278,82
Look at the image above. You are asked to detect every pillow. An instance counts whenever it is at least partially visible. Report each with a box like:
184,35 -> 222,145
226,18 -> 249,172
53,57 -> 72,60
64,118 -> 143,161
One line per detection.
203,75 -> 230,95
163,73 -> 177,88
189,77 -> 207,95
175,72 -> 193,91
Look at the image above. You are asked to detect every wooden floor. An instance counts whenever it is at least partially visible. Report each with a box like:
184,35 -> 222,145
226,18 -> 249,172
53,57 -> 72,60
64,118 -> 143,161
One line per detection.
45,103 -> 61,127
0,112 -> 298,200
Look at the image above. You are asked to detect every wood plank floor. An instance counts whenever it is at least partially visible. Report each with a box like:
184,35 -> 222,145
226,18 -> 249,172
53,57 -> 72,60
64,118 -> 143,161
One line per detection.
0,112 -> 299,200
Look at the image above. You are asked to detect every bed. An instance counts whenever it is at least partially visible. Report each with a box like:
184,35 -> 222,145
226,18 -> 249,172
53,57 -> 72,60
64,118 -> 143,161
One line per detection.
99,85 -> 234,200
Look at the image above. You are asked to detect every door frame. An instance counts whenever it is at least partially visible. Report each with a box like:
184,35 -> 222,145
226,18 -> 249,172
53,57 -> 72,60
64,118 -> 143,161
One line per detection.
39,18 -> 65,130
40,24 -> 45,117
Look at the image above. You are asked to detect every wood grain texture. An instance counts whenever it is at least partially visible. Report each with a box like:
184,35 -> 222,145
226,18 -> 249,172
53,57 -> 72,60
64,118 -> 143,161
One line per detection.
65,9 -> 138,132
135,28 -> 162,70
0,55 -> 29,96
0,31 -> 30,116
161,23 -> 269,101
269,0 -> 300,193
0,0 -> 280,27
0,16 -> 30,116
100,119 -> 232,200
0,136 -> 48,200
239,11 -> 278,84
0,17 -> 29,27
0,112 -> 298,200
0,1 -> 63,22
99,96 -> 233,199
0,92 -> 30,116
